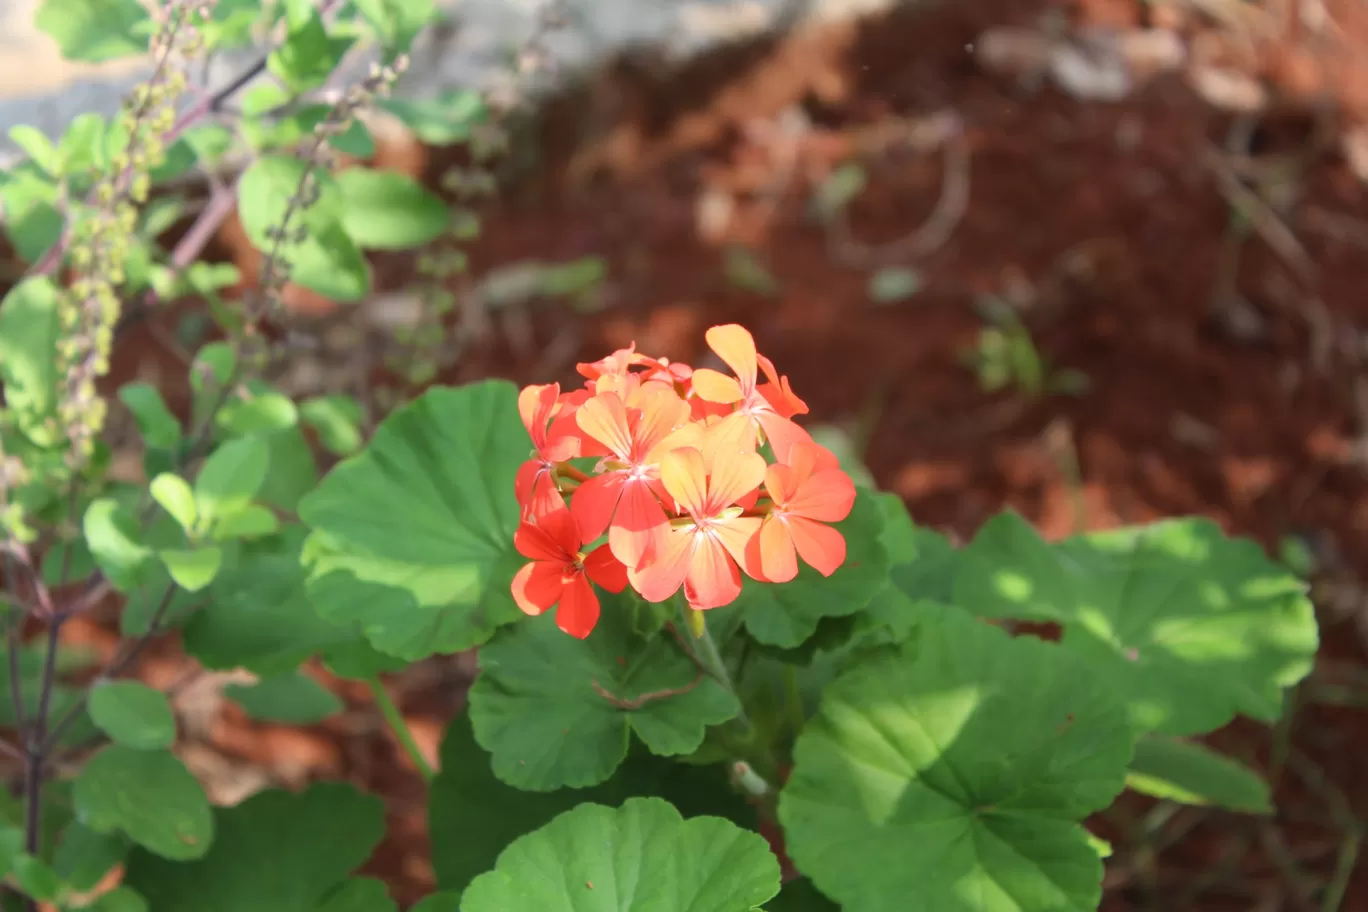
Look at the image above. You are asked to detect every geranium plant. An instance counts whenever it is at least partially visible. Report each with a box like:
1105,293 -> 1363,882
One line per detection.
0,0 -> 1322,910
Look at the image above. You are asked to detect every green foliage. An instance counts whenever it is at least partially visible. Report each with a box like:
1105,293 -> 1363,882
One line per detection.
123,784 -> 385,910
460,797 -> 782,911
297,382 -> 529,660
0,0 -> 1328,907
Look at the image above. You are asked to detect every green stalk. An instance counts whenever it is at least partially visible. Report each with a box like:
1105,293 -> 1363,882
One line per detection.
366,678 -> 435,784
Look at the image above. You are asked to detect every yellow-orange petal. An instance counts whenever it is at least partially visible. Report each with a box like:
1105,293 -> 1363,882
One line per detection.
517,383 -> 559,442
754,515 -> 799,583
705,324 -> 759,392
690,368 -> 744,404
628,525 -> 695,603
607,480 -> 670,571
705,449 -> 767,515
756,412 -> 812,464
788,469 -> 857,524
712,515 -> 764,580
576,392 -> 633,458
660,448 -> 710,517
683,532 -> 744,609
789,516 -> 847,577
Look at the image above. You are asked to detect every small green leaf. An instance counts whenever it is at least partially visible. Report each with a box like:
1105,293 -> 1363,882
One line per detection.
337,168 -> 450,250
159,547 -> 223,592
86,886 -> 149,912
268,11 -> 356,92
724,246 -> 779,297
183,527 -> 366,675
59,113 -> 109,175
0,168 -> 65,264
0,276 -> 62,446
351,0 -> 435,56
461,797 -> 781,912
34,0 -> 150,62
300,395 -> 366,456
10,852 -> 61,901
195,436 -> 269,523
118,382 -> 182,449
53,822 -> 128,893
217,392 -> 299,435
224,672 -> 344,724
74,746 -> 213,861
88,680 -> 176,749
809,161 -> 866,222
779,604 -> 1134,912
8,126 -> 60,175
83,498 -> 154,592
1126,734 -> 1273,814
468,598 -> 739,791
379,91 -> 486,145
211,504 -> 281,541
123,783 -> 385,911
868,267 -> 923,304
149,474 -> 197,533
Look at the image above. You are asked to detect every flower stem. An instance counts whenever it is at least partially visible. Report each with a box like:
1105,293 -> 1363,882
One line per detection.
679,604 -> 751,731
366,678 -> 435,784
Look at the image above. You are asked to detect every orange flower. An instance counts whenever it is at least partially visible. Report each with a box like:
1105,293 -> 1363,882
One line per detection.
572,383 -> 695,570
688,324 -> 811,461
514,383 -> 584,519
511,507 -> 628,639
630,436 -> 766,610
749,441 -> 856,582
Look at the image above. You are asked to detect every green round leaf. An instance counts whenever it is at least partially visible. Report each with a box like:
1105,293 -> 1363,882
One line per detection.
0,276 -> 62,446
149,474 -> 197,533
1126,734 -> 1272,815
88,681 -> 176,749
74,746 -> 213,861
954,513 -> 1319,735
779,604 -> 1134,912
34,0 -> 151,63
53,821 -> 128,893
411,893 -> 460,912
429,713 -> 754,893
158,547 -> 223,592
315,877 -> 397,912
300,395 -> 366,456
224,672 -> 344,724
461,797 -> 781,911
83,498 -> 154,593
337,168 -> 450,250
736,488 -> 889,648
298,382 -> 530,660
468,597 -> 739,792
85,886 -> 149,912
379,91 -> 486,145
117,383 -> 182,450
216,392 -> 299,436
124,783 -> 384,911
183,527 -> 370,676
195,436 -> 270,524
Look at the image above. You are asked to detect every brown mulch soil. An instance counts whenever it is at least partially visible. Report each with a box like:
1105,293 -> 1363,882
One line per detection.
10,0 -> 1368,908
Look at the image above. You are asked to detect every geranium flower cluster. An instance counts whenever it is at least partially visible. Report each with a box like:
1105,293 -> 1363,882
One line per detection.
510,324 -> 857,639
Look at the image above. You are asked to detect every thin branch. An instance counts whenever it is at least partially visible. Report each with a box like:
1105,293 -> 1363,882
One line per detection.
24,622 -> 62,860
